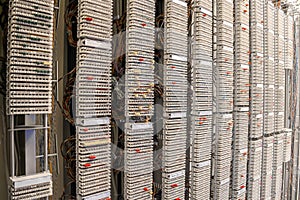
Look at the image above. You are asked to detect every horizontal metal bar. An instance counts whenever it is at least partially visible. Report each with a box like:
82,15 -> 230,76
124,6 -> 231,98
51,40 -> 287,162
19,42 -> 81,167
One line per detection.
8,126 -> 49,132
36,154 -> 58,159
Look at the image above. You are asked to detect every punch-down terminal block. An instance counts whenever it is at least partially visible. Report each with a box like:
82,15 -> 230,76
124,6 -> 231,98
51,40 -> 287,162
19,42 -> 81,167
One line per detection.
261,135 -> 274,200
249,0 -> 264,139
124,0 -> 155,199
7,0 -> 54,115
271,133 -> 284,200
247,139 -> 262,200
247,1 -> 264,199
9,172 -> 53,200
261,3 -> 274,200
275,10 -> 286,132
274,8 -> 286,133
213,0 -> 234,199
124,124 -> 154,200
284,16 -> 294,70
283,129 -> 292,162
263,1 -> 276,135
190,0 -> 213,199
162,0 -> 188,199
76,0 -> 112,199
231,0 -> 249,199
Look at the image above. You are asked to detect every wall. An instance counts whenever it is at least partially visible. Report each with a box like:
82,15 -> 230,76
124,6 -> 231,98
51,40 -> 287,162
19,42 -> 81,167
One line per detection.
0,0 -> 8,197
52,0 -> 67,198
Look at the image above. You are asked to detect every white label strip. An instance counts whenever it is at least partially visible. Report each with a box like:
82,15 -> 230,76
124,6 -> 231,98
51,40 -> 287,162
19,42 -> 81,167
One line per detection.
199,111 -> 212,116
84,39 -> 111,49
240,148 -> 248,154
169,112 -> 187,118
172,0 -> 187,7
256,84 -> 263,88
269,85 -> 274,89
171,55 -> 188,62
267,143 -> 273,147
220,178 -> 230,185
268,30 -> 274,35
257,53 -> 263,57
12,173 -> 52,189
278,112 -> 284,116
240,107 -> 249,112
237,188 -> 246,195
256,114 -> 263,119
241,24 -> 249,30
241,64 -> 249,70
76,117 -> 110,126
85,191 -> 110,200
130,123 -> 153,130
269,57 -> 274,61
200,60 -> 212,66
222,114 -> 232,119
268,112 -> 274,116
223,46 -> 233,52
223,21 -> 233,28
200,8 -> 212,16
225,0 -> 233,5
195,160 -> 211,168
168,170 -> 185,179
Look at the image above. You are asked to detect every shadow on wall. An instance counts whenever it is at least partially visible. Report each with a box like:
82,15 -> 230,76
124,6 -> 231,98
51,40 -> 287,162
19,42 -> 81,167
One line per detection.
0,96 -> 8,199
0,0 -> 8,198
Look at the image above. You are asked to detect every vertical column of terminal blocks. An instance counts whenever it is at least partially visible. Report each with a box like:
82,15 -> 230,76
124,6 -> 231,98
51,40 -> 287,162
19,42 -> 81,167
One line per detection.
190,0 -> 213,199
271,133 -> 284,200
271,9 -> 285,200
247,1 -> 264,198
261,2 -> 275,200
247,139 -> 263,200
285,16 -> 294,70
264,1 -> 275,135
76,0 -> 112,199
213,0 -> 234,199
261,135 -> 274,200
162,0 -> 188,199
274,10 -> 285,132
7,0 -> 54,115
7,0 -> 54,199
231,0 -> 250,199
124,0 -> 155,199
249,0 -> 264,139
